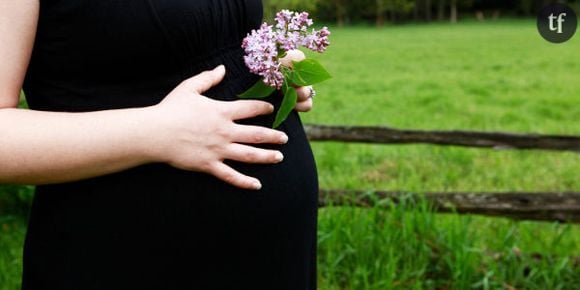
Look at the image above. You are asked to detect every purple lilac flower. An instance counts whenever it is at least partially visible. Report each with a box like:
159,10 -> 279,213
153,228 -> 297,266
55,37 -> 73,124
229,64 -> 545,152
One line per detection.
241,10 -> 331,88
301,26 -> 331,53
242,23 -> 285,89
275,10 -> 314,50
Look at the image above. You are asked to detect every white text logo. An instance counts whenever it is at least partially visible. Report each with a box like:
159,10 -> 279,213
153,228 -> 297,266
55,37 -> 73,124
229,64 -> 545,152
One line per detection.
548,13 -> 566,34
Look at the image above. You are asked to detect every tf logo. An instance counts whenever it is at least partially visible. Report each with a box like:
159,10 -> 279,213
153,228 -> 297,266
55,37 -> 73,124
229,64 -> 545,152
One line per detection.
537,3 -> 577,43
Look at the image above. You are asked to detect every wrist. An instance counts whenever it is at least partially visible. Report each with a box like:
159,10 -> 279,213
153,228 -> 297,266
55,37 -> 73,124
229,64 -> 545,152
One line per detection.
131,105 -> 168,165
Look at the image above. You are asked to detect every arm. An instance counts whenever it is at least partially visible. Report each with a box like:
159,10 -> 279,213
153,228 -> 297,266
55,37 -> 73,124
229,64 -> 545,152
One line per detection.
0,0 -> 288,190
0,0 -> 36,108
0,107 -> 160,185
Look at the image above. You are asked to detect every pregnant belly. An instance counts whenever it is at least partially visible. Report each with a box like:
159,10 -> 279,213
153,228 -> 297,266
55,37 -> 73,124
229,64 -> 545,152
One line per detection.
30,106 -> 317,218
24,108 -> 318,288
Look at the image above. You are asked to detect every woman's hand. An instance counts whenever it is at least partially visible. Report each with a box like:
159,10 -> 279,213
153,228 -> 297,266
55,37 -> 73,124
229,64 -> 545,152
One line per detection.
280,50 -> 314,113
148,65 -> 289,191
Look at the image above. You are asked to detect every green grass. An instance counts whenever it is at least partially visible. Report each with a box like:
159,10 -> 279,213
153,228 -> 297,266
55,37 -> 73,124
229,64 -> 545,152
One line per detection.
1,20 -> 580,289
0,216 -> 25,290
318,199 -> 580,289
307,19 -> 580,289
304,20 -> 580,192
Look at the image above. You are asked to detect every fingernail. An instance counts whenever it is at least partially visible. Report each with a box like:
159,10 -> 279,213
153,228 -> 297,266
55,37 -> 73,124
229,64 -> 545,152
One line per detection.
280,134 -> 289,144
253,181 -> 262,190
275,152 -> 284,162
215,64 -> 225,71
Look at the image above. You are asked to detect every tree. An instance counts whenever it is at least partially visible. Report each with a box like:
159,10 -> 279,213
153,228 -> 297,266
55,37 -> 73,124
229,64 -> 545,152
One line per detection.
262,0 -> 318,21
315,0 -> 350,26
414,0 -> 433,21
264,0 -> 573,26
375,0 -> 415,25
450,0 -> 457,23
437,0 -> 446,21
450,0 -> 473,23
425,0 -> 432,21
376,0 -> 386,26
334,0 -> 348,26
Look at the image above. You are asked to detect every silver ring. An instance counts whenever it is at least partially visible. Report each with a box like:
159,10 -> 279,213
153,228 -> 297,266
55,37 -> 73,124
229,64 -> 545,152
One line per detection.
308,87 -> 316,100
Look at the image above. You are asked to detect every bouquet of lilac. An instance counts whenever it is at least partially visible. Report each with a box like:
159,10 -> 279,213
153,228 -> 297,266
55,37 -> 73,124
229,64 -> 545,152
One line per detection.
239,10 -> 331,128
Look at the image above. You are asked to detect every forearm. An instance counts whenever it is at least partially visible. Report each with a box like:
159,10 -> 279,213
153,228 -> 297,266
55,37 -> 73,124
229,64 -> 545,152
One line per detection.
0,106 -> 158,185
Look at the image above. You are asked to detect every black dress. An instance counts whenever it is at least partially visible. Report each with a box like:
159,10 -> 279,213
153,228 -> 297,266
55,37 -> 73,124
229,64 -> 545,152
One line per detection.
21,1 -> 319,289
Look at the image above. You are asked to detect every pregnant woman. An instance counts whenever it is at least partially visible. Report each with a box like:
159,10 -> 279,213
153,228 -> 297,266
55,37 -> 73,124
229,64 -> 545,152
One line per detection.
0,0 -> 318,289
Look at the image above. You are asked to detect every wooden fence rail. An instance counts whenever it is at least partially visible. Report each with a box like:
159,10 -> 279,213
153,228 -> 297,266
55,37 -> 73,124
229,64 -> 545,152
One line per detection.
319,189 -> 580,223
304,124 -> 580,152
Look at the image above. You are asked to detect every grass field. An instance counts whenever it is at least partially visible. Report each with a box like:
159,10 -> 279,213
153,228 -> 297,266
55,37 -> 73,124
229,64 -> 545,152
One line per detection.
1,20 -> 579,289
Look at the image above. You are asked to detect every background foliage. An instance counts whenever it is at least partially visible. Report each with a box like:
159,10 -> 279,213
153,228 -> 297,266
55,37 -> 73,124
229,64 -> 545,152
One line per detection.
263,0 -> 580,25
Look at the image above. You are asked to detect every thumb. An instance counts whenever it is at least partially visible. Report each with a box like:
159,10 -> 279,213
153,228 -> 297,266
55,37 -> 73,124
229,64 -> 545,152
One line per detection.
280,49 -> 306,69
183,65 -> 226,94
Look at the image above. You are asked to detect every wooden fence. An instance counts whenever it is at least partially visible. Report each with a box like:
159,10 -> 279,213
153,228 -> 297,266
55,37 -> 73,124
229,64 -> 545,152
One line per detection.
305,124 -> 580,223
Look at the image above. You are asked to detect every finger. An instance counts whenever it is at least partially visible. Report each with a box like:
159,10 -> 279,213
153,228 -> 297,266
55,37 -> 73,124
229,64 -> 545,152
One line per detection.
223,143 -> 284,164
294,99 -> 313,112
280,49 -> 306,68
210,162 -> 262,190
231,124 -> 289,144
296,86 -> 312,102
226,100 -> 275,120
182,65 -> 226,94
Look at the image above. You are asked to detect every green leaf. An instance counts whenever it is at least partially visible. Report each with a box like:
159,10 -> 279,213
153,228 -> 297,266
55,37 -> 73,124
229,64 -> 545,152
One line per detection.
290,59 -> 332,86
272,86 -> 298,129
238,79 -> 276,99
